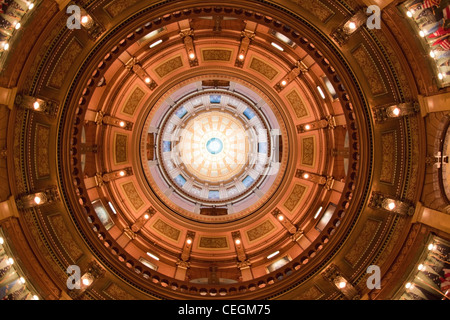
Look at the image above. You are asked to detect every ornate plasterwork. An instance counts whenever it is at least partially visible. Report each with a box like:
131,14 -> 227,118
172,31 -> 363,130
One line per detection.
284,184 -> 307,212
246,220 -> 276,242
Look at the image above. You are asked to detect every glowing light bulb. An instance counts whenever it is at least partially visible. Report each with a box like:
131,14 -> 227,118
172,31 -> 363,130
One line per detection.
3,43 -> 9,51
82,278 -> 91,286
144,214 -> 150,220
438,73 -> 444,80
32,295 -> 39,300
348,22 -> 357,30
189,52 -> 196,60
419,30 -> 425,38
418,264 -> 424,271
119,171 -> 125,177
428,243 -> 434,251
144,77 -> 151,84
235,239 -> 241,245
303,173 -> 310,179
388,202 -> 396,211
34,196 -> 42,205
304,124 -> 311,131
15,23 -> 21,30
406,11 -> 413,18
405,282 -> 412,289
392,108 -> 400,116
281,80 -> 287,86
239,53 -> 245,60
0,237 -> 3,245
278,214 -> 284,221
119,121 -> 126,127
338,281 -> 346,289
33,101 -> 40,110
430,51 -> 436,58
81,16 -> 89,24
7,258 -> 14,265
186,238 -> 192,245
20,277 -> 26,284
28,3 -> 34,10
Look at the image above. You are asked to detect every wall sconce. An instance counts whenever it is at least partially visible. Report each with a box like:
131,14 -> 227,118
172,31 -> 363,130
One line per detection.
16,188 -> 60,210
373,102 -> 419,123
77,7 -> 104,40
15,94 -> 59,117
235,30 -> 255,68
322,264 -> 360,299
369,192 -> 415,216
95,168 -> 133,186
95,111 -> 133,130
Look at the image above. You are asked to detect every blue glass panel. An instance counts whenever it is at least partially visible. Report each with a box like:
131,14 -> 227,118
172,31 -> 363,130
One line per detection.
206,138 -> 223,155
243,108 -> 256,120
175,106 -> 188,119
162,141 -> 171,152
242,175 -> 255,188
174,174 -> 187,187
258,142 -> 268,153
210,95 -> 221,104
208,190 -> 220,200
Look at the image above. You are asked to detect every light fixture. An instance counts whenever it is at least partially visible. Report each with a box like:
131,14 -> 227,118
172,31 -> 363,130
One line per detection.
149,39 -> 163,48
406,11 -> 413,18
119,171 -> 126,177
271,42 -> 284,51
33,101 -> 40,110
34,196 -> 42,205
281,80 -> 287,86
32,295 -> 39,300
235,239 -> 241,245
119,121 -> 126,127
303,173 -> 310,179
419,30 -> 425,38
418,264 -> 424,271
144,77 -> 151,84
189,52 -> 196,60
314,206 -> 323,219
430,51 -> 436,59
108,201 -> 117,214
7,257 -> 14,265
81,16 -> 89,24
3,43 -> 9,51
186,238 -> 192,245
28,3 -> 35,10
238,53 -> 245,60
15,23 -> 21,30
267,251 -> 280,259
0,237 -> 3,245
338,281 -> 347,289
405,282 -> 413,289
428,243 -> 437,251
392,107 -> 401,116
317,86 -> 326,99
348,22 -> 357,30
144,213 -> 150,220
82,277 -> 92,286
19,277 -> 26,284
438,73 -> 444,80
277,214 -> 284,221
304,124 -> 311,131
146,252 -> 160,261
387,202 -> 396,211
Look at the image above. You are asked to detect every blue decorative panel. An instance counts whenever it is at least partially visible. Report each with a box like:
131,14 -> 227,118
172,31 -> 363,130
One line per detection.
258,142 -> 268,153
175,106 -> 188,119
243,108 -> 256,120
174,174 -> 187,187
210,95 -> 221,104
162,141 -> 171,152
208,190 -> 220,200
242,175 -> 255,188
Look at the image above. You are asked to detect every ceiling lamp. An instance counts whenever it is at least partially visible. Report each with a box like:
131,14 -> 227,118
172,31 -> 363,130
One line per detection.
235,239 -> 241,245
0,237 -> 3,245
314,206 -> 323,219
271,42 -> 284,51
34,196 -> 42,205
149,39 -> 163,48
146,252 -> 160,261
189,51 -> 196,60
267,251 -> 280,259
338,281 -> 346,289
317,86 -> 326,99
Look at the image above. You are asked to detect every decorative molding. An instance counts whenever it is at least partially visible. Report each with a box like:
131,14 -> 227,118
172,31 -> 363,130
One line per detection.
202,49 -> 233,62
34,124 -> 50,179
152,219 -> 181,242
344,219 -> 382,267
249,57 -> 279,80
198,236 -> 229,249
47,213 -> 84,263
286,89 -> 309,119
284,184 -> 307,212
351,45 -> 387,96
47,38 -> 83,89
154,56 -> 183,78
380,131 -> 397,185
114,133 -> 128,164
301,136 -> 315,167
121,182 -> 145,211
246,220 -> 276,242
121,86 -> 146,116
